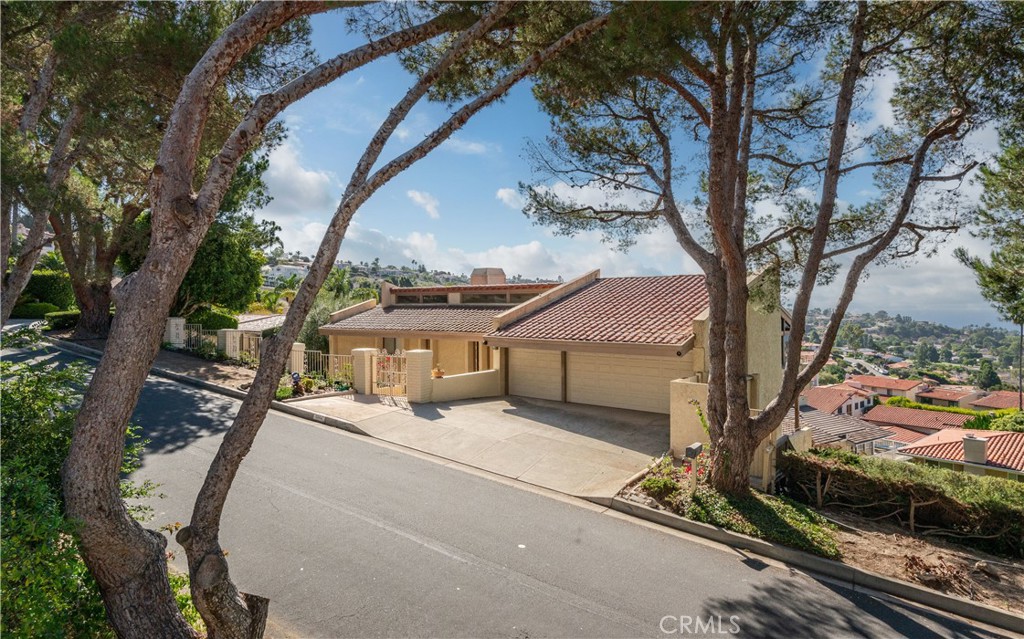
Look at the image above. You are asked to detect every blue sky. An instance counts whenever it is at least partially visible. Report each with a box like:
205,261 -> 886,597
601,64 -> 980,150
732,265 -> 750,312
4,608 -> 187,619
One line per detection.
252,11 -> 1007,329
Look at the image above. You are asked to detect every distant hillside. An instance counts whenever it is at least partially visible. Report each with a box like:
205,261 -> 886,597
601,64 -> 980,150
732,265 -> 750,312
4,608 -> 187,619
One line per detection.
805,309 -> 1019,382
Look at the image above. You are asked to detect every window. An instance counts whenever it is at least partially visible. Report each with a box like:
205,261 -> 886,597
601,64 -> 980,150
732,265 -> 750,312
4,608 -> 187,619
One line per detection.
422,294 -> 448,303
462,293 -> 507,304
509,293 -> 537,303
383,337 -> 397,354
394,294 -> 419,305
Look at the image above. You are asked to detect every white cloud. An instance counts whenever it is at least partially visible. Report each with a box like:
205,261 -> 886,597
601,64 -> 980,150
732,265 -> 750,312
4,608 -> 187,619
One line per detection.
258,141 -> 337,221
406,190 -> 441,219
277,222 -> 330,257
495,187 -> 525,210
532,178 -> 654,213
866,69 -> 898,130
441,136 -> 499,156
337,221 -> 699,282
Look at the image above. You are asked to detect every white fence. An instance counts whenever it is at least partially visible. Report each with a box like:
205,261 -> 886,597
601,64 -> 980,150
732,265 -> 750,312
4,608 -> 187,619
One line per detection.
305,350 -> 353,385
183,323 -> 218,353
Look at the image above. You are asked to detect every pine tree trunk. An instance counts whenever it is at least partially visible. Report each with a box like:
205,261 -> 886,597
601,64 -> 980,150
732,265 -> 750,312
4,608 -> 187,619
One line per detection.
709,425 -> 756,495
72,282 -> 113,339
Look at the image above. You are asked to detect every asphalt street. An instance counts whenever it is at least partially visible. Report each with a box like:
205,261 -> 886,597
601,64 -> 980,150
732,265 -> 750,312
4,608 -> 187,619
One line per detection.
4,344 -> 1013,639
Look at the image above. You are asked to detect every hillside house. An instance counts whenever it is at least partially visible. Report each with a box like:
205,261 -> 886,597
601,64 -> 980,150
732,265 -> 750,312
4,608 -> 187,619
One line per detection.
846,374 -> 926,400
898,430 -> 1024,481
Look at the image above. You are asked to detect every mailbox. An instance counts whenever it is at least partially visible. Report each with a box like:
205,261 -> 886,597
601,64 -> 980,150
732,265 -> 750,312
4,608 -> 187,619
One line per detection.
685,442 -> 703,460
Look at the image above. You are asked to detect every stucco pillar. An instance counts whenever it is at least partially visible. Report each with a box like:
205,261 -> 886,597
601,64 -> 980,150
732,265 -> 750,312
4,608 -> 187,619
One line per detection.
164,317 -> 185,348
218,329 -> 241,358
405,349 -> 434,404
670,377 -> 710,457
290,342 -> 306,375
352,348 -> 375,395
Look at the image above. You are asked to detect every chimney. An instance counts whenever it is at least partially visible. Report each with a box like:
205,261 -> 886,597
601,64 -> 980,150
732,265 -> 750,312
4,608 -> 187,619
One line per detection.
470,267 -> 506,286
962,434 -> 988,466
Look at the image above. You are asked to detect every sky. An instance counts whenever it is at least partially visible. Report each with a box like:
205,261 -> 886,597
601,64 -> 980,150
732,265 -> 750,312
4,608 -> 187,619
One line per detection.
252,11 -> 1008,330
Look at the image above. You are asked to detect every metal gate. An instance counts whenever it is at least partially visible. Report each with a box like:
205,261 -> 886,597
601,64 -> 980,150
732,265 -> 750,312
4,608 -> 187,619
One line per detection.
371,349 -> 406,396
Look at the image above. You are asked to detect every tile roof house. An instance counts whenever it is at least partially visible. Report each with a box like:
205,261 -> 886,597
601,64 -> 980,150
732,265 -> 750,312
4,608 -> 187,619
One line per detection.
915,385 -> 985,409
878,425 -> 928,446
802,386 -> 872,417
969,390 -> 1023,411
320,268 -> 788,417
781,405 -> 895,455
898,430 -> 1024,480
862,404 -> 973,434
846,375 -> 926,400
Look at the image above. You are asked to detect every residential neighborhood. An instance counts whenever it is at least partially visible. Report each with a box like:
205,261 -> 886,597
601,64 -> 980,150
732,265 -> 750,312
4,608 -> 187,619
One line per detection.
2,2 -> 1023,639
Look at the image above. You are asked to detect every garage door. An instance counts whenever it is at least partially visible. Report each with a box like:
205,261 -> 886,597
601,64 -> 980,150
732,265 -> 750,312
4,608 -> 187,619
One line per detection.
567,352 -> 689,414
508,348 -> 562,401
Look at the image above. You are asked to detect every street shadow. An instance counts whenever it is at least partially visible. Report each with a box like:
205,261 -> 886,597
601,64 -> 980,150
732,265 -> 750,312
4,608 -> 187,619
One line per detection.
131,378 -> 239,456
700,573 -> 1002,639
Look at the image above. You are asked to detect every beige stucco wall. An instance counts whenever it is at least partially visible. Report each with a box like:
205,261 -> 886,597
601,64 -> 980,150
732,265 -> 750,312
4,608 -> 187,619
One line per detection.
433,339 -> 471,375
508,348 -> 562,401
329,335 -> 378,355
431,369 -> 501,403
567,352 -> 693,415
744,304 -> 784,411
670,378 -> 710,455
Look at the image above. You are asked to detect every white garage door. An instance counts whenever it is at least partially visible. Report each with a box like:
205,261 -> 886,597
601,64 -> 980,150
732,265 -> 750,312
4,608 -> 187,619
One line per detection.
508,348 -> 562,401
567,352 -> 689,414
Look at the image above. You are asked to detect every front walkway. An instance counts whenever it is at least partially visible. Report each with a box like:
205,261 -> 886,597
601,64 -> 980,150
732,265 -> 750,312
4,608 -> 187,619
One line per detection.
294,394 -> 668,501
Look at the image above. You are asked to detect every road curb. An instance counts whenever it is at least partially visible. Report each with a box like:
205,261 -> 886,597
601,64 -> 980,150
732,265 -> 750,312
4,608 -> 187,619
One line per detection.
606,497 -> 1024,635
42,337 -> 368,437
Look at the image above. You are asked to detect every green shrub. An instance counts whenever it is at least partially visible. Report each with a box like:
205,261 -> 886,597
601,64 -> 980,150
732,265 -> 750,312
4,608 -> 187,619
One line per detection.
634,453 -> 840,559
44,309 -> 81,330
275,386 -> 293,400
884,396 -> 1019,430
641,476 -> 680,498
1,331 -> 162,636
10,302 -> 60,318
23,269 -> 74,309
990,410 -> 1024,432
683,486 -> 841,559
780,450 -> 1024,558
186,307 -> 237,330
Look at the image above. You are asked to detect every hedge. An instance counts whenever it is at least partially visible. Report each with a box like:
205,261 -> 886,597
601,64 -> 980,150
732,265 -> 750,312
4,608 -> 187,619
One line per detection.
186,307 -> 237,330
884,396 -> 1018,430
44,310 -> 81,330
23,270 -> 74,309
11,302 -> 60,319
779,449 -> 1024,558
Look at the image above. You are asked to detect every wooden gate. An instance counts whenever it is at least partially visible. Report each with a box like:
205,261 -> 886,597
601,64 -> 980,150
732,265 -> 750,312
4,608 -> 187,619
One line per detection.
371,349 -> 406,396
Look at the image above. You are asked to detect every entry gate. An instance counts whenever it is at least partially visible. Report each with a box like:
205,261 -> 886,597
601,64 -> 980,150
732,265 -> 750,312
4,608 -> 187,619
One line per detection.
371,349 -> 406,396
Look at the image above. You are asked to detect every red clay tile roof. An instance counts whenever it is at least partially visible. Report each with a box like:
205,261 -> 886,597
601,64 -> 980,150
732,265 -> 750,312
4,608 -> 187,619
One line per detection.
917,388 -> 975,402
829,383 -> 873,398
970,391 -> 1023,410
803,387 -> 857,415
899,430 -> 1024,472
489,275 -> 709,345
848,375 -> 924,392
393,283 -> 557,294
862,405 -> 972,432
880,425 -> 928,445
320,305 -> 506,335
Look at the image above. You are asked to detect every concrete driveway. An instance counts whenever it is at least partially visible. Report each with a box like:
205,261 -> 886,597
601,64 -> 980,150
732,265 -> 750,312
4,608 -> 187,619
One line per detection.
293,393 -> 668,501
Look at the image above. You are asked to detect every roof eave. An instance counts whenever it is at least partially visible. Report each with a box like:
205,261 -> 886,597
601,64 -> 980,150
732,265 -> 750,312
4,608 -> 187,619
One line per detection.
485,335 -> 695,357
